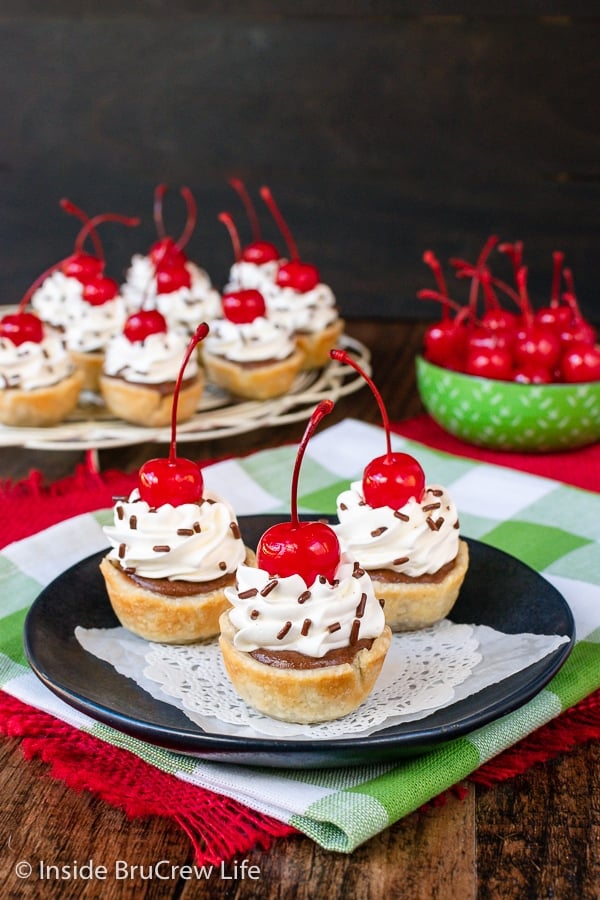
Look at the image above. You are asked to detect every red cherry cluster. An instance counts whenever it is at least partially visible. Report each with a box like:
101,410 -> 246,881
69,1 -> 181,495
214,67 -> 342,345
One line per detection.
149,185 -> 197,295
330,349 -> 426,510
257,400 -> 341,586
419,238 -> 600,384
60,199 -> 139,306
137,322 -> 209,507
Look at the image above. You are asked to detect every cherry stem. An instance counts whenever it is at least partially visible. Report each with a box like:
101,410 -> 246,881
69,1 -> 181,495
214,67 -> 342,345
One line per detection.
60,198 -> 104,261
218,212 -> 242,262
498,241 -> 524,282
416,289 -> 464,316
516,266 -> 533,325
330,349 -> 393,457
230,178 -> 261,241
551,251 -> 564,307
562,268 -> 584,322
290,399 -> 334,526
74,213 -> 140,255
169,322 -> 209,464
259,186 -> 299,260
176,187 -> 197,250
480,268 -> 499,310
153,184 -> 168,238
422,251 -> 448,300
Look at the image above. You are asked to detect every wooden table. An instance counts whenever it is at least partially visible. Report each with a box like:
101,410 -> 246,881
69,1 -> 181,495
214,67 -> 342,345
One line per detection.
1,320 -> 599,899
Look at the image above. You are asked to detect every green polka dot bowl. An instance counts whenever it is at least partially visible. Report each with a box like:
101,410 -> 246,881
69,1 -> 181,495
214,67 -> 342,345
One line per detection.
416,355 -> 600,452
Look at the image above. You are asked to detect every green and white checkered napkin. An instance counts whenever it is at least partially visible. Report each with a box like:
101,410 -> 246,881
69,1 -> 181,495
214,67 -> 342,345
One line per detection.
1,419 -> 599,853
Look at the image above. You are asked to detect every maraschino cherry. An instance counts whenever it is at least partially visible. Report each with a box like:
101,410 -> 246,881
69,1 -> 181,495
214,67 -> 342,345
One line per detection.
256,400 -> 341,585
1,259 -> 68,346
330,349 -> 425,509
259,186 -> 320,293
123,309 -> 168,343
218,210 -> 268,323
137,322 -> 209,508
228,178 -> 280,264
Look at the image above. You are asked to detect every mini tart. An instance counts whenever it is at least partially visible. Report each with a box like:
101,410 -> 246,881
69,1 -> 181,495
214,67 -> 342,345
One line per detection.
202,347 -> 305,401
100,547 -> 257,643
99,373 -> 203,427
372,539 -> 469,632
0,369 -> 83,427
219,611 -> 392,724
295,318 -> 345,370
69,349 -> 104,393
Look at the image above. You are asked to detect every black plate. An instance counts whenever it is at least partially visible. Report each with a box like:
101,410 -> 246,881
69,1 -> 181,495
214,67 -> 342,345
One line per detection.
23,516 -> 575,768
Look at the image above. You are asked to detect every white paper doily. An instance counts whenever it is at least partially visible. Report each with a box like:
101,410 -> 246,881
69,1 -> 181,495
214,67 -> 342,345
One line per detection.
75,621 -> 569,740
0,334 -> 368,450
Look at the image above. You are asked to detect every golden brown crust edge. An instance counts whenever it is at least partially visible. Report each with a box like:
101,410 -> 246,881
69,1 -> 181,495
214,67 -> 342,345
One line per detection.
99,547 -> 257,643
99,373 -> 204,427
69,350 -> 104,393
201,347 -> 305,400
218,612 -> 392,724
295,318 -> 345,370
0,369 -> 84,427
374,539 -> 470,632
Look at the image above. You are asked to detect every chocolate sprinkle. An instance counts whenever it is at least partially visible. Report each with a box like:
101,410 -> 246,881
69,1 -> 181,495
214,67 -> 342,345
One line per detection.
298,590 -> 311,604
176,528 -> 195,536
318,575 -> 327,584
239,588 -> 259,599
118,543 -> 126,559
356,593 -> 367,618
350,619 -> 361,645
277,621 -> 292,640
352,565 -> 366,578
193,522 -> 201,533
218,561 -> 227,571
393,556 -> 410,565
454,519 -> 460,529
429,489 -> 444,497
327,621 -> 341,633
394,510 -> 410,521
153,544 -> 171,552
129,515 -> 137,530
301,618 -> 311,636
379,598 -> 385,608
340,502 -> 348,511
370,526 -> 388,537
261,579 -> 278,597
230,522 -> 241,539
422,502 -> 441,512
116,506 -> 124,520
250,609 -> 260,619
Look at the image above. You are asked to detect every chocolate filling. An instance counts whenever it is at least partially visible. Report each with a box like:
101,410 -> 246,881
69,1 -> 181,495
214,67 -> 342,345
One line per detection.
112,560 -> 234,597
250,639 -> 374,670
369,556 -> 457,585
214,353 -> 294,370
102,374 -> 197,397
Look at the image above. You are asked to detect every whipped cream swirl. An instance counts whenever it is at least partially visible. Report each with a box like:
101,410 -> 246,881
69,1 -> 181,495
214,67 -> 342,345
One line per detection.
334,483 -> 460,578
103,330 -> 198,385
30,271 -> 85,328
225,555 -> 385,658
104,488 -> 246,582
31,271 -> 126,351
225,258 -> 281,294
122,256 -> 221,333
0,332 -> 75,390
265,280 -> 339,334
203,316 -> 296,363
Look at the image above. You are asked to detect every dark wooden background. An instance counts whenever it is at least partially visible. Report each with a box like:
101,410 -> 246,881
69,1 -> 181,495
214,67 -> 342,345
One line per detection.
1,4 -> 599,322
